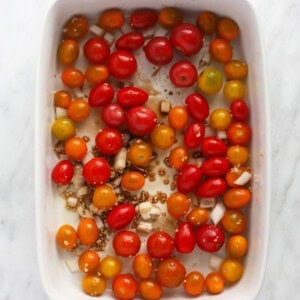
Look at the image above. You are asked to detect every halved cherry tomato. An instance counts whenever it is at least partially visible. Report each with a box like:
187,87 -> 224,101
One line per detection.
56,224 -> 77,250
92,184 -> 116,210
78,250 -> 100,273
133,254 -> 153,279
82,274 -> 106,296
177,164 -> 202,194
99,9 -> 124,31
77,218 -> 99,246
84,38 -> 110,64
101,103 -> 126,128
147,231 -> 174,259
106,204 -> 136,230
88,82 -> 114,107
227,122 -> 252,146
184,122 -> 205,149
95,128 -> 123,155
224,188 -> 251,208
121,171 -> 145,191
221,209 -> 247,234
150,125 -> 176,150
65,137 -> 87,161
168,106 -> 189,130
226,234 -> 248,258
209,38 -> 232,64
158,7 -> 183,28
113,230 -> 141,257
85,65 -> 109,84
168,146 -> 189,170
201,136 -> 228,157
169,60 -> 198,87
99,256 -> 122,279
196,224 -> 225,252
54,90 -> 72,108
185,93 -> 209,121
205,272 -> 224,294
167,192 -> 190,219
187,207 -> 209,226
184,271 -> 205,296
230,99 -> 249,121
58,39 -> 79,65
217,18 -> 239,41
116,32 -> 145,51
196,177 -> 227,198
64,16 -> 89,39
225,60 -> 248,80
174,222 -> 195,253
196,12 -> 217,35
138,279 -> 162,300
117,86 -> 148,108
127,140 -> 152,167
130,9 -> 158,29
67,99 -> 90,121
201,157 -> 230,177
61,67 -> 85,88
51,160 -> 74,185
220,258 -> 243,283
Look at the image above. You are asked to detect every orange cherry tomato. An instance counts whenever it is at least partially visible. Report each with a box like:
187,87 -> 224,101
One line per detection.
167,192 -> 190,219
225,60 -> 248,80
227,146 -> 249,166
138,279 -> 162,300
226,234 -> 248,258
223,80 -> 246,102
209,38 -> 233,64
217,18 -> 239,41
187,207 -> 209,226
220,258 -> 244,283
78,250 -> 100,273
168,106 -> 189,130
224,188 -> 251,208
205,272 -> 224,294
64,16 -> 89,40
150,125 -> 176,150
56,224 -> 77,250
54,90 -> 72,108
121,171 -> 145,191
58,39 -> 79,65
183,271 -> 205,296
99,255 -> 122,279
168,146 -> 189,170
99,9 -> 124,31
64,137 -> 87,161
225,167 -> 248,187
133,253 -> 153,279
221,209 -> 247,234
77,218 -> 99,246
196,11 -> 217,35
82,274 -> 106,296
85,65 -> 109,84
112,274 -> 138,300
62,67 -> 85,88
67,99 -> 90,121
92,184 -> 116,210
127,140 -> 152,167
158,7 -> 183,28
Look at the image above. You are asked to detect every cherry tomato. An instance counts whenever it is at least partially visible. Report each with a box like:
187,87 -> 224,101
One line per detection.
64,137 -> 87,161
170,23 -> 203,56
227,122 -> 252,146
196,12 -> 217,35
209,38 -> 233,64
99,255 -> 122,279
112,274 -> 138,300
82,274 -> 106,296
101,103 -> 126,128
108,50 -> 137,79
99,9 -> 124,31
227,145 -> 249,165
205,272 -> 224,294
168,146 -> 189,170
220,258 -> 243,283
221,209 -> 247,234
169,60 -> 198,87
168,106 -> 189,130
82,157 -> 111,186
201,136 -> 228,157
187,207 -> 209,226
147,231 -> 174,259
78,250 -> 100,273
127,140 -> 152,167
184,122 -> 205,149
156,258 -> 186,288
133,254 -> 153,279
176,164 -> 202,194
130,9 -> 158,29
223,80 -> 246,101
225,60 -> 248,80
54,90 -> 72,108
107,204 -> 136,230
77,218 -> 99,246
185,93 -> 209,121
121,171 -> 145,191
61,67 -> 85,88
167,192 -> 190,219
230,99 -> 249,121
183,271 -> 205,296
225,167 -> 249,187
196,177 -> 227,198
138,279 -> 162,300
150,125 -> 176,150
217,18 -> 239,41
197,67 -> 223,95
67,99 -> 90,121
84,38 -> 110,64
113,230 -> 141,257
126,106 -> 157,136
51,116 -> 76,141
209,108 -> 232,131
144,37 -> 173,66
116,32 -> 145,51
92,184 -> 116,210
95,128 -> 123,155
174,222 -> 195,253
51,160 -> 74,185
226,234 -> 248,258
201,157 -> 230,177
196,224 -> 225,252
159,7 -> 183,28
88,82 -> 114,107
117,86 -> 149,108
64,16 -> 89,39
58,39 -> 79,65
56,224 -> 77,250
85,65 -> 109,84
224,188 -> 251,209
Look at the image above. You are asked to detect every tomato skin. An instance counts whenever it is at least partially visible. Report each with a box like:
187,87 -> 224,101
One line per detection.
196,224 -> 225,252
95,128 -> 123,155
230,99 -> 249,121
224,188 -> 251,209
84,38 -> 110,64
174,222 -> 196,253
177,164 -> 202,194
82,157 -> 111,186
147,231 -> 174,259
101,103 -> 126,128
106,204 -> 136,230
116,32 -> 145,51
169,60 -> 198,87
227,122 -> 252,146
113,230 -> 141,257
201,136 -> 228,157
51,160 -> 74,185
185,93 -> 209,121
126,106 -> 157,136
112,274 -> 138,300
170,23 -> 203,56
201,157 -> 230,177
130,9 -> 158,29
196,177 -> 227,198
117,87 -> 149,108
88,82 -> 114,107
184,122 -> 205,149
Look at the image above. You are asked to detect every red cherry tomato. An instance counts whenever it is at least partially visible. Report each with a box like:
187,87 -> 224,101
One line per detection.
201,157 -> 230,177
115,32 -> 145,51
196,224 -> 225,252
170,23 -> 203,56
51,160 -> 74,185
83,38 -> 110,64
126,106 -> 157,136
108,50 -> 137,79
88,82 -> 114,107
230,99 -> 249,121
117,87 -> 149,108
201,136 -> 228,157
144,37 -> 173,66
83,157 -> 111,186
174,222 -> 196,253
185,93 -> 209,121
107,204 -> 136,230
176,164 -> 202,194
113,230 -> 141,257
169,60 -> 198,87
196,177 -> 227,198
147,231 -> 174,259
227,122 -> 252,146
95,128 -> 123,155
130,9 -> 158,29
184,122 -> 205,149
101,103 -> 126,128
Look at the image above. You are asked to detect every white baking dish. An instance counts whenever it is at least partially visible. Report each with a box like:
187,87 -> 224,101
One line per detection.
35,0 -> 270,299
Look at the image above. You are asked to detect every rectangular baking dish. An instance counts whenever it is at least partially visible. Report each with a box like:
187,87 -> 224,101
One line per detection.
35,0 -> 270,299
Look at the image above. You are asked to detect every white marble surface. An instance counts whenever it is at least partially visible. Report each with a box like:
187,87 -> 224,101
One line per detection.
0,0 -> 299,299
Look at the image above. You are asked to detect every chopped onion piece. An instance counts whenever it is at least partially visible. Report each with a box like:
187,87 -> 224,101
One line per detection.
94,216 -> 104,229
199,35 -> 211,66
200,197 -> 216,208
211,201 -> 226,225
76,186 -> 89,197
160,100 -> 171,113
113,147 -> 127,173
55,107 -> 67,118
137,221 -> 154,233
209,254 -> 223,271
65,258 -> 80,273
138,202 -> 161,221
103,31 -> 115,46
67,196 -> 78,208
89,25 -> 105,37
234,171 -> 252,185
217,130 -> 227,140
74,88 -> 84,99
189,157 -> 205,167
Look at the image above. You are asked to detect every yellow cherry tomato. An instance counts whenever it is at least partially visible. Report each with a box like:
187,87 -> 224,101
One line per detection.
51,116 -> 76,141
150,125 -> 176,150
227,146 -> 249,165
99,256 -> 122,279
220,258 -> 244,283
197,67 -> 223,95
223,80 -> 246,102
82,274 -> 106,296
209,108 -> 232,130
226,235 -> 248,258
